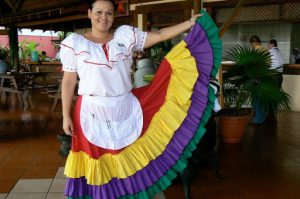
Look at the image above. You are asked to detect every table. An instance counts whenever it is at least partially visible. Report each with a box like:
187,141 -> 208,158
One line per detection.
0,71 -> 50,105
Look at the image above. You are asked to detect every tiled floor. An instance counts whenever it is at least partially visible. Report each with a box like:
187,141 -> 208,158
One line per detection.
1,92 -> 300,198
2,167 -> 65,199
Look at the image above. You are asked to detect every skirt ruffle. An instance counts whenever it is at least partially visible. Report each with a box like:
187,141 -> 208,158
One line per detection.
65,10 -> 222,199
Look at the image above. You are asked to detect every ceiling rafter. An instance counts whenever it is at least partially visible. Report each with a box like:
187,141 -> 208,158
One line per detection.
4,0 -> 23,12
15,0 -> 24,12
16,13 -> 87,27
4,0 -> 15,11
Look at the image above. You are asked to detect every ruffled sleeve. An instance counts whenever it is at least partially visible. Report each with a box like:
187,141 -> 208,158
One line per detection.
60,34 -> 78,72
115,25 -> 147,52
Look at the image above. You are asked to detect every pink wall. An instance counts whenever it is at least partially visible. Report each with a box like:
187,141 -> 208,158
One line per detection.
0,35 -> 59,58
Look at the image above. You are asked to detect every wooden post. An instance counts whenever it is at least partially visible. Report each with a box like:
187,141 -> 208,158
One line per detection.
8,25 -> 19,72
193,0 -> 200,14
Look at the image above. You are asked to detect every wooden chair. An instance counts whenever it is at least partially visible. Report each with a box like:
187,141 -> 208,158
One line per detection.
0,75 -> 25,105
49,79 -> 78,112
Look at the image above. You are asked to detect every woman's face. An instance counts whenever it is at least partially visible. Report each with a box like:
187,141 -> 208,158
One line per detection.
88,0 -> 114,32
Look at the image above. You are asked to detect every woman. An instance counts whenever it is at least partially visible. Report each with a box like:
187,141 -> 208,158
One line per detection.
61,0 -> 221,198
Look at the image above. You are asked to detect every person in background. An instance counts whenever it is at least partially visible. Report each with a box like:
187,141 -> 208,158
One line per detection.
268,38 -> 284,86
290,47 -> 300,64
249,35 -> 269,124
250,35 -> 269,52
267,39 -> 285,123
40,51 -> 50,62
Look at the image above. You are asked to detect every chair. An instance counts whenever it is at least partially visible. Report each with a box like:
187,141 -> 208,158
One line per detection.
49,79 -> 78,112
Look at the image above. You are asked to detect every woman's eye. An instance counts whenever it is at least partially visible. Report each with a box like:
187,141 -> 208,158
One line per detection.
107,12 -> 113,16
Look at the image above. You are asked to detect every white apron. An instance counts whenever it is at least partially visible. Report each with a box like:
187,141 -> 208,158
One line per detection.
80,92 -> 143,150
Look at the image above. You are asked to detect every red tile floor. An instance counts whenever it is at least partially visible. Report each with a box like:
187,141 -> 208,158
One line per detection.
1,91 -> 300,199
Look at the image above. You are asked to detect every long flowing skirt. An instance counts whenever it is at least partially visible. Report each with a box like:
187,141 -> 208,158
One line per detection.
64,10 -> 222,199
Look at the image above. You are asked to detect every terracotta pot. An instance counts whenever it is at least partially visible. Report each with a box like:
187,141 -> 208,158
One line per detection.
218,115 -> 250,143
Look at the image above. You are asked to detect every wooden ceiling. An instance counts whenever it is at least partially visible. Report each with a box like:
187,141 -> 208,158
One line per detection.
204,0 -> 299,7
1,0 -> 299,32
0,0 -> 91,31
0,0 -> 134,32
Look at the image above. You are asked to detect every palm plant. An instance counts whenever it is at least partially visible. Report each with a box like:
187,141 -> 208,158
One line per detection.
222,44 -> 292,116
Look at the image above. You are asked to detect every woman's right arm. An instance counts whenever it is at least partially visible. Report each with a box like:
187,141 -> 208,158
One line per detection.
61,71 -> 78,136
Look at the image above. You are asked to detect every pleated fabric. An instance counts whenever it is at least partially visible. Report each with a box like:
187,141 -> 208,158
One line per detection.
65,10 -> 222,199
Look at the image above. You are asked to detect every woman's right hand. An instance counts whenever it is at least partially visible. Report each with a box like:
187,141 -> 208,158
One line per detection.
63,116 -> 75,137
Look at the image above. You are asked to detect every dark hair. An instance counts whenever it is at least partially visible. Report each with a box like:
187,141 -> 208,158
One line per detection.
88,0 -> 117,12
269,39 -> 277,47
250,35 -> 261,44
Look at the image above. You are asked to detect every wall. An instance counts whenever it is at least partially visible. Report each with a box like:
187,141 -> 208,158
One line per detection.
221,23 -> 292,63
291,23 -> 300,53
0,35 -> 59,58
282,23 -> 300,112
282,75 -> 300,112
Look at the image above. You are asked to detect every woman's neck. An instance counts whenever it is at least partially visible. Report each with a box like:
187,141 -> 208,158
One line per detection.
86,29 -> 113,44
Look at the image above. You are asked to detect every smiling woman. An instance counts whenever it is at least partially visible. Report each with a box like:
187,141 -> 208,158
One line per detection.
60,0 -> 221,198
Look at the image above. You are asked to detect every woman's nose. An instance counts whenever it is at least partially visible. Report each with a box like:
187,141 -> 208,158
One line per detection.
101,13 -> 107,20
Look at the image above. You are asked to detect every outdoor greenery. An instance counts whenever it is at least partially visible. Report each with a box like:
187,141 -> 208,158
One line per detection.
149,40 -> 173,68
222,44 -> 292,116
19,39 -> 39,60
0,46 -> 9,60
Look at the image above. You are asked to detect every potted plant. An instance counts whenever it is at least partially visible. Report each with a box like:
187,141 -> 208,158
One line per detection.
218,45 -> 292,143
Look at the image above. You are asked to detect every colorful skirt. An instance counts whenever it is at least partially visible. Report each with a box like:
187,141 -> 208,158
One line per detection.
64,10 -> 222,199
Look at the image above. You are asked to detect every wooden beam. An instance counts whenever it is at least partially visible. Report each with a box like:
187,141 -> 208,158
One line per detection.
15,0 -> 24,12
8,25 -> 19,71
194,0 -> 200,14
204,0 -> 300,7
0,30 -> 9,35
135,1 -> 193,14
219,0 -> 246,37
16,14 -> 87,27
4,0 -> 16,11
4,0 -> 23,12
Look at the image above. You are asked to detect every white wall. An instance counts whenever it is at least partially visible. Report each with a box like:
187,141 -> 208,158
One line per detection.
221,23 -> 292,63
283,75 -> 300,112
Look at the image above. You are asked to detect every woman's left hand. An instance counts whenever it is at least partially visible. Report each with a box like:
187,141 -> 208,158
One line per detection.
189,13 -> 203,27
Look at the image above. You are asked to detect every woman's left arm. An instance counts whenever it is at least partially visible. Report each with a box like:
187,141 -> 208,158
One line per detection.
144,14 -> 202,49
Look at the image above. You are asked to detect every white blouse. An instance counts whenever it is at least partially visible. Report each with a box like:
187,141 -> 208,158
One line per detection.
60,25 -> 147,97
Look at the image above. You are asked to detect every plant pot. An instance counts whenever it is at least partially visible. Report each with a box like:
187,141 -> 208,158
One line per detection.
57,134 -> 72,157
31,51 -> 39,62
218,114 -> 250,144
0,60 -> 8,73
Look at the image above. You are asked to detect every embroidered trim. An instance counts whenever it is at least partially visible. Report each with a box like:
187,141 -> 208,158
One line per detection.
61,43 -> 89,55
83,61 -> 112,69
61,42 -> 130,69
62,66 -> 77,71
139,33 -> 146,50
128,26 -> 137,52
102,44 -> 109,62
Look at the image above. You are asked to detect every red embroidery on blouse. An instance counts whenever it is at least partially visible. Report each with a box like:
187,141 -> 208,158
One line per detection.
60,43 -> 89,55
102,43 -> 109,61
61,30 -> 138,69
83,61 -> 112,69
128,26 -> 137,51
